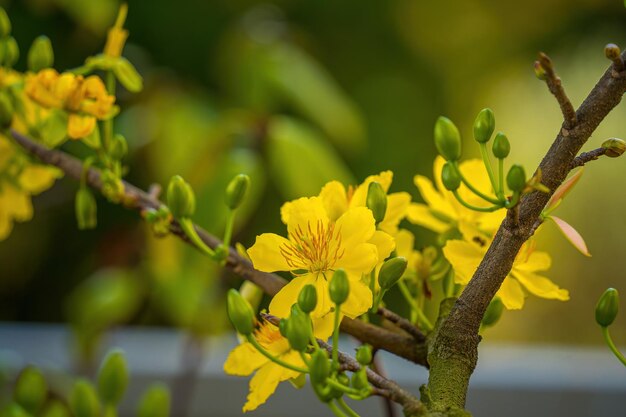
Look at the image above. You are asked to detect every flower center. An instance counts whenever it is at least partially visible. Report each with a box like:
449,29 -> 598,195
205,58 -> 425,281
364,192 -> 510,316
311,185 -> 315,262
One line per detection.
280,220 -> 344,273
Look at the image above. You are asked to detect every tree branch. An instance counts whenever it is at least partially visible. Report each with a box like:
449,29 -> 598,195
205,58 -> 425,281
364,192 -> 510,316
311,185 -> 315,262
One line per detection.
570,147 -> 608,169
9,128 -> 429,368
377,307 -> 426,343
535,52 -> 577,129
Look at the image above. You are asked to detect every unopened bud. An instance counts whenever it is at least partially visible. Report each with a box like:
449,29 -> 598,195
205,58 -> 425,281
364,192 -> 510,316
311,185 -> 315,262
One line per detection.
108,134 -> 128,160
329,269 -> 349,305
366,181 -> 387,224
0,8 -> 11,37
355,345 -> 372,365
434,116 -> 462,161
441,162 -> 461,191
297,284 -> 317,314
225,174 -> 250,210
309,349 -> 330,386
75,187 -> 97,230
113,57 -> 143,93
41,400 -> 70,417
278,318 -> 288,337
605,43 -> 621,61
378,257 -> 408,289
137,383 -> 170,417
14,366 -> 47,415
227,289 -> 255,336
473,108 -> 495,144
533,61 -> 547,80
239,281 -> 263,312
596,288 -> 619,327
481,297 -> 504,328
492,132 -> 511,159
167,175 -> 195,218
101,171 -> 125,203
28,36 -> 54,72
602,138 -> 626,158
70,380 -> 101,417
3,36 -> 18,67
285,305 -> 312,352
506,164 -> 526,193
97,350 -> 129,405
351,370 -> 369,391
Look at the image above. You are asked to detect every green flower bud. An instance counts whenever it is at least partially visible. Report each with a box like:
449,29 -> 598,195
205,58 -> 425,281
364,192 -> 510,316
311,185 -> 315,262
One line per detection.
297,284 -> 317,314
239,281 -> 263,313
473,108 -> 495,144
309,349 -> 330,386
492,132 -> 511,159
226,289 -> 255,336
602,138 -> 626,158
14,366 -> 47,414
97,350 -> 129,405
506,164 -> 526,192
225,174 -> 250,210
481,297 -> 504,328
285,305 -> 312,351
441,162 -> 461,191
0,91 -> 14,129
0,8 -> 11,37
28,36 -> 54,72
434,116 -> 462,161
75,187 -> 97,230
605,43 -> 621,61
378,257 -> 408,290
355,345 -> 372,365
366,181 -> 387,224
137,383 -> 170,417
113,57 -> 143,93
351,370 -> 369,391
278,318 -> 288,337
167,175 -> 195,218
70,380 -> 100,417
1,403 -> 30,417
101,171 -> 125,204
595,288 -> 619,327
4,36 -> 18,67
41,400 -> 70,417
108,134 -> 128,160
533,61 -> 547,80
329,269 -> 349,305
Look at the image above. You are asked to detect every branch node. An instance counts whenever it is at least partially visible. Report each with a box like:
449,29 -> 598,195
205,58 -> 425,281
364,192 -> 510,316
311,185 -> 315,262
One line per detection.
605,43 -> 624,74
536,52 -> 577,129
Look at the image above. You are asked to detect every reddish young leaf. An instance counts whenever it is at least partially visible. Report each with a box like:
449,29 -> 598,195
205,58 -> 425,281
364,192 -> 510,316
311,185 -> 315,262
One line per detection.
548,215 -> 591,257
546,168 -> 584,210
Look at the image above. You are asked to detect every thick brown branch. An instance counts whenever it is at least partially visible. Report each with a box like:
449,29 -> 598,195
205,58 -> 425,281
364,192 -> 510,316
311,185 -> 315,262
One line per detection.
570,147 -> 608,169
10,129 -> 428,369
536,52 -> 578,129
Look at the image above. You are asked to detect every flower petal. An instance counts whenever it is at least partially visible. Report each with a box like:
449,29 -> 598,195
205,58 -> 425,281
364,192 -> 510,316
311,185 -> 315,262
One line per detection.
350,171 -> 393,207
443,240 -> 483,285
224,342 -> 267,376
406,203 -> 449,234
414,175 -> 456,220
248,233 -> 294,273
335,207 -> 375,248
269,274 -> 315,318
515,250 -> 552,272
335,242 -> 378,275
511,270 -> 569,301
319,180 -> 348,222
312,313 -> 336,340
497,277 -> 525,310
379,192 -> 411,234
283,197 -> 329,238
369,231 -> 395,263
342,278 -> 373,318
243,360 -> 300,412
67,114 -> 96,139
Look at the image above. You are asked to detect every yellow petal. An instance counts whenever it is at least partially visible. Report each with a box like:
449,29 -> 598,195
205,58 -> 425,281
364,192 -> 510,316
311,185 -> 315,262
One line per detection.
312,274 -> 333,317
248,233 -> 294,273
475,210 -> 506,234
268,274 -> 315,318
456,159 -> 496,206
511,270 -> 569,301
497,277 -> 525,310
224,342 -> 268,376
243,359 -> 300,412
312,313 -> 336,340
319,180 -> 348,222
369,231 -> 395,262
413,175 -> 456,220
67,114 -> 96,139
283,197 -> 329,238
515,250 -> 552,272
335,242 -> 378,275
0,211 -> 13,240
379,192 -> 411,234
394,229 -> 415,260
19,165 -> 62,194
341,278 -> 373,318
3,184 -> 33,222
335,206 -> 375,249
442,240 -> 483,285
406,203 -> 448,234
350,171 -> 393,207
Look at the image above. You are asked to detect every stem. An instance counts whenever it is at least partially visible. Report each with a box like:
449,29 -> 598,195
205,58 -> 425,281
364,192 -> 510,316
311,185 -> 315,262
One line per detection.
246,335 -> 309,374
179,218 -> 216,258
332,303 -> 342,369
451,161 -> 501,205
479,143 -> 498,195
397,281 -> 433,332
222,209 -> 236,248
505,191 -> 521,209
452,190 -> 502,212
328,401 -> 349,417
326,378 -> 362,396
497,158 -> 505,199
602,326 -> 626,367
372,289 -> 385,312
337,398 -> 362,417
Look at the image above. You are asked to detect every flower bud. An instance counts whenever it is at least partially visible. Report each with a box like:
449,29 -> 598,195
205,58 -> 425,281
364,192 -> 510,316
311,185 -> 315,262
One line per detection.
605,43 -> 621,61
137,383 -> 170,417
602,138 -> 626,158
297,284 -> 317,314
329,269 -> 349,305
533,61 -> 547,80
434,116 -> 462,161
28,36 -> 54,72
481,297 -> 504,328
41,399 -> 70,417
355,345 -> 372,365
595,288 -> 619,327
285,305 -> 312,351
441,162 -> 461,191
113,57 -> 143,93
0,8 -> 11,37
226,289 -> 255,336
75,187 -> 97,230
97,350 -> 129,405
3,36 -> 18,67
492,132 -> 511,159
225,174 -> 250,210
239,281 -> 263,313
366,181 -> 387,224
506,164 -> 526,192
14,366 -> 47,414
0,91 -> 14,129
167,175 -> 195,218
70,380 -> 101,417
309,349 -> 331,386
101,171 -> 125,203
473,108 -> 495,144
108,134 -> 128,160
278,318 -> 288,337
378,257 -> 408,290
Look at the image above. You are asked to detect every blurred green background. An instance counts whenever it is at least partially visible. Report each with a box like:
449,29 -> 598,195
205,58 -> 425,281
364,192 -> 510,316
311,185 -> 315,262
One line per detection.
1,0 -> 626,347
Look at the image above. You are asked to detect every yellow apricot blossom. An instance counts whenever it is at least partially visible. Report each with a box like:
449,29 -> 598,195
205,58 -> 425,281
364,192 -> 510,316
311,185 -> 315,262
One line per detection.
248,196 -> 383,319
443,223 -> 569,309
407,157 -> 504,236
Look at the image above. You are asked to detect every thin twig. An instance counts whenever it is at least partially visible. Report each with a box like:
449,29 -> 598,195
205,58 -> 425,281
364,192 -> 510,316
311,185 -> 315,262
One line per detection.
376,308 -> 426,343
536,52 -> 577,129
570,147 -> 608,169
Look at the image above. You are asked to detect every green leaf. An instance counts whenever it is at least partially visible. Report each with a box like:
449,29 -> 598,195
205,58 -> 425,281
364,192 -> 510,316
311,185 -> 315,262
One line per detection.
41,109 -> 68,148
81,125 -> 101,149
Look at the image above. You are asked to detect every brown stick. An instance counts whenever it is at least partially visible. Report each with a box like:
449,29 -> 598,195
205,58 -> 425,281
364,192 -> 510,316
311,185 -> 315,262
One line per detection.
570,147 -> 608,169
536,52 -> 577,129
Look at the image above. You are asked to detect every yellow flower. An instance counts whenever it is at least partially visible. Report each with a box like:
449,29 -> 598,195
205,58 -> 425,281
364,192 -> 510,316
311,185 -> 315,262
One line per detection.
224,317 -> 333,412
443,223 -> 569,309
104,4 -> 129,58
407,157 -> 504,235
248,196 -> 384,319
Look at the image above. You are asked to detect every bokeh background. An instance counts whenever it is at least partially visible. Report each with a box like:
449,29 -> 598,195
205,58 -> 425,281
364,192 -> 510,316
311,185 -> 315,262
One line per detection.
1,0 -> 626,361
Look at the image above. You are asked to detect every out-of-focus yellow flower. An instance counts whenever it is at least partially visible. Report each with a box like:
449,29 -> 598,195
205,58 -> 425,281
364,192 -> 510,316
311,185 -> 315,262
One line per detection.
224,317 -> 333,412
407,157 -> 504,236
248,197 -> 386,319
104,4 -> 129,58
443,223 -> 569,309
25,69 -> 116,139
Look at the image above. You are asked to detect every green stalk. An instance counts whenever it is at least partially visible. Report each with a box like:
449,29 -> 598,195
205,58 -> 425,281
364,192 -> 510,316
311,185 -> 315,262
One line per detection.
332,303 -> 342,369
602,326 -> 626,367
326,379 -> 362,397
246,335 -> 309,373
497,158 -> 505,199
337,397 -> 362,417
451,162 -> 501,205
505,191 -> 521,209
452,190 -> 502,212
328,401 -> 348,417
398,280 -> 433,332
179,218 -> 216,259
479,143 -> 498,195
222,209 -> 235,249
